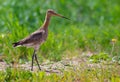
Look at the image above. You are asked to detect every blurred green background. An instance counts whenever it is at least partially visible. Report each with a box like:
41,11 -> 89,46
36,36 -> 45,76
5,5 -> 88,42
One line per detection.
0,0 -> 120,81
0,0 -> 120,63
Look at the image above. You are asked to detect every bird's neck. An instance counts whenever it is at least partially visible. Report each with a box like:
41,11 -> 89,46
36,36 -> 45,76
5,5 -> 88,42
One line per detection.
42,14 -> 51,29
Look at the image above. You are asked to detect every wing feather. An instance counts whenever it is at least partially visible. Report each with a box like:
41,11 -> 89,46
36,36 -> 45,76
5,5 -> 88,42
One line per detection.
13,30 -> 45,47
20,30 -> 45,44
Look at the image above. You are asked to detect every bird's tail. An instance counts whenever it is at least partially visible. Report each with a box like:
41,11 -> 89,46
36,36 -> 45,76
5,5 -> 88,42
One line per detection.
12,42 -> 20,47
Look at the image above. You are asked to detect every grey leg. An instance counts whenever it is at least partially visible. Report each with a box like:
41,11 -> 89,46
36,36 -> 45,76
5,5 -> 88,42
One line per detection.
31,50 -> 35,71
35,54 -> 41,70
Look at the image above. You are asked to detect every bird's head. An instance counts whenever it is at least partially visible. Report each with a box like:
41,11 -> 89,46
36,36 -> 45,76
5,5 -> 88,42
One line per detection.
47,9 -> 70,20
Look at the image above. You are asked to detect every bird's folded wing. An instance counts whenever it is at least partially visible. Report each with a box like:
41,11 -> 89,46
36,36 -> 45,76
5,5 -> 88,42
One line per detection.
19,30 -> 44,45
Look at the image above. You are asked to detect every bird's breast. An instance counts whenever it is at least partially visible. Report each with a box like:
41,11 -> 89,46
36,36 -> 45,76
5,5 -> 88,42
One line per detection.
42,31 -> 48,40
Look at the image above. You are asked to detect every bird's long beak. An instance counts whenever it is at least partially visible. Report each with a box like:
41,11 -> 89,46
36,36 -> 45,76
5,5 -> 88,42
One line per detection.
53,12 -> 70,20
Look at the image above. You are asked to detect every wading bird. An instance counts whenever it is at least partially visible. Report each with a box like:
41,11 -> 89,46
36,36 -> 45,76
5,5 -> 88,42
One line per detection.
13,9 -> 69,71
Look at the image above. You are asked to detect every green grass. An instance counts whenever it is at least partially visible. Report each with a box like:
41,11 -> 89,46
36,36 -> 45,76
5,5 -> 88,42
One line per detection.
0,0 -> 120,81
0,64 -> 120,82
0,0 -> 120,62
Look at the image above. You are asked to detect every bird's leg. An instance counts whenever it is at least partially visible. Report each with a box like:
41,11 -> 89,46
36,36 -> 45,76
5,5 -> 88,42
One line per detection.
31,50 -> 35,71
34,54 -> 41,70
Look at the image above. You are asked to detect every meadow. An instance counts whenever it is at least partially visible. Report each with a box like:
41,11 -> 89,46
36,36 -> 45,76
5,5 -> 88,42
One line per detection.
0,0 -> 120,81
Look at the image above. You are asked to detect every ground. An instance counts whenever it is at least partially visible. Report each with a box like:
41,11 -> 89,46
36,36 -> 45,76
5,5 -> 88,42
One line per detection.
0,52 -> 119,75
